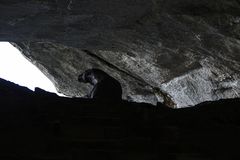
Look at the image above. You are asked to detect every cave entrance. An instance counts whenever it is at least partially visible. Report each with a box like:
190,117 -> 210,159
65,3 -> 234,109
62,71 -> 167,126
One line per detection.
0,42 -> 58,94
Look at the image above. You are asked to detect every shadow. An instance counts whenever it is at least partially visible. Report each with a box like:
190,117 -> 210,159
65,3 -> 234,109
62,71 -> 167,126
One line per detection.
0,77 -> 240,159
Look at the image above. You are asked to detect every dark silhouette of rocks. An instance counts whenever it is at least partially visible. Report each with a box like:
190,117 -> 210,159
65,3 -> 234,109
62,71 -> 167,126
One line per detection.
0,77 -> 240,159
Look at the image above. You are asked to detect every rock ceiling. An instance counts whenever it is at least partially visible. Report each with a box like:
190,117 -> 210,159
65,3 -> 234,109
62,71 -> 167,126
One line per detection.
0,0 -> 240,108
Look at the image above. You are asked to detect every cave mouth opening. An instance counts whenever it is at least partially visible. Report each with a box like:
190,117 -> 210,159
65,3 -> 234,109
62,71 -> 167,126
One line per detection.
0,42 -> 59,94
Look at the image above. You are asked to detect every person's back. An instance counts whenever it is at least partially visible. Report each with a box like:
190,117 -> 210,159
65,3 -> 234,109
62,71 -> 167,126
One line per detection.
78,68 -> 122,101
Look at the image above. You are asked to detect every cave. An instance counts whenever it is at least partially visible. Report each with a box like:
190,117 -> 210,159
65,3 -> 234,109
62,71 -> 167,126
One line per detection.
0,0 -> 240,159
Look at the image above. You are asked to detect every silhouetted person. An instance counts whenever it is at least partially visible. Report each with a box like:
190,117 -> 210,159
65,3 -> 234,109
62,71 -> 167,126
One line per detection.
78,68 -> 122,101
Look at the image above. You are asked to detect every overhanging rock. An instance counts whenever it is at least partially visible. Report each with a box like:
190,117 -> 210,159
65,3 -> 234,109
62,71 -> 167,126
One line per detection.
1,0 -> 240,107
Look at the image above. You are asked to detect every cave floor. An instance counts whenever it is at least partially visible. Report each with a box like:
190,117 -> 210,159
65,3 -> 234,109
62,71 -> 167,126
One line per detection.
1,78 -> 240,160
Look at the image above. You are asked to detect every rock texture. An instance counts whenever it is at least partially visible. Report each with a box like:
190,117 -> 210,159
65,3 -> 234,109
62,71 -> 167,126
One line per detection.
1,0 -> 240,107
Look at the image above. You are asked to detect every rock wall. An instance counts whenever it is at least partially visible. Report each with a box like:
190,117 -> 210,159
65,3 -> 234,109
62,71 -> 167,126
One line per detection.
1,0 -> 240,107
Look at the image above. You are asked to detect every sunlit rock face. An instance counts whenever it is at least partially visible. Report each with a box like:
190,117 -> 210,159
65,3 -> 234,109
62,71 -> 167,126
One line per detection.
1,0 -> 240,108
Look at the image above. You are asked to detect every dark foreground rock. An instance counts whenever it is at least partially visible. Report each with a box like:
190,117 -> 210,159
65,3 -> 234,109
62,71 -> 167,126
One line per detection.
0,77 -> 240,160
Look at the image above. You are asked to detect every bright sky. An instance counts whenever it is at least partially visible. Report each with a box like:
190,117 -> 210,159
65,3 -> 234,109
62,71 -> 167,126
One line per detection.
0,42 -> 58,94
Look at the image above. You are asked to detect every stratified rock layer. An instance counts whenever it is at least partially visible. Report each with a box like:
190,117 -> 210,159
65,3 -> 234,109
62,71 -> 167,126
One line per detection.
1,0 -> 240,107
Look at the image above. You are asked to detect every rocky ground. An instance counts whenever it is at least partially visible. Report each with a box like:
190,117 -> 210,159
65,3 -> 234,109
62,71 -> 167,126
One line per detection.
1,78 -> 240,159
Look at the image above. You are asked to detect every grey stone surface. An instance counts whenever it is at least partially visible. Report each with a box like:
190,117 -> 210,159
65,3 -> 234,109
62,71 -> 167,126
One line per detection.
1,0 -> 240,108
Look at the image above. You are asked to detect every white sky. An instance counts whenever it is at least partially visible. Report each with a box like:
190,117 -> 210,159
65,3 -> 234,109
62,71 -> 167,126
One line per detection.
0,42 -> 58,94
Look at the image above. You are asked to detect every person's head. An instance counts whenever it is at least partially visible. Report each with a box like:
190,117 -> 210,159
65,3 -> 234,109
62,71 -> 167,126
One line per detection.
78,68 -> 106,85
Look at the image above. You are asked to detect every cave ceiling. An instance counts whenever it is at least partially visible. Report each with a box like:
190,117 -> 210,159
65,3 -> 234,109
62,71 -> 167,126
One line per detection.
1,0 -> 240,108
